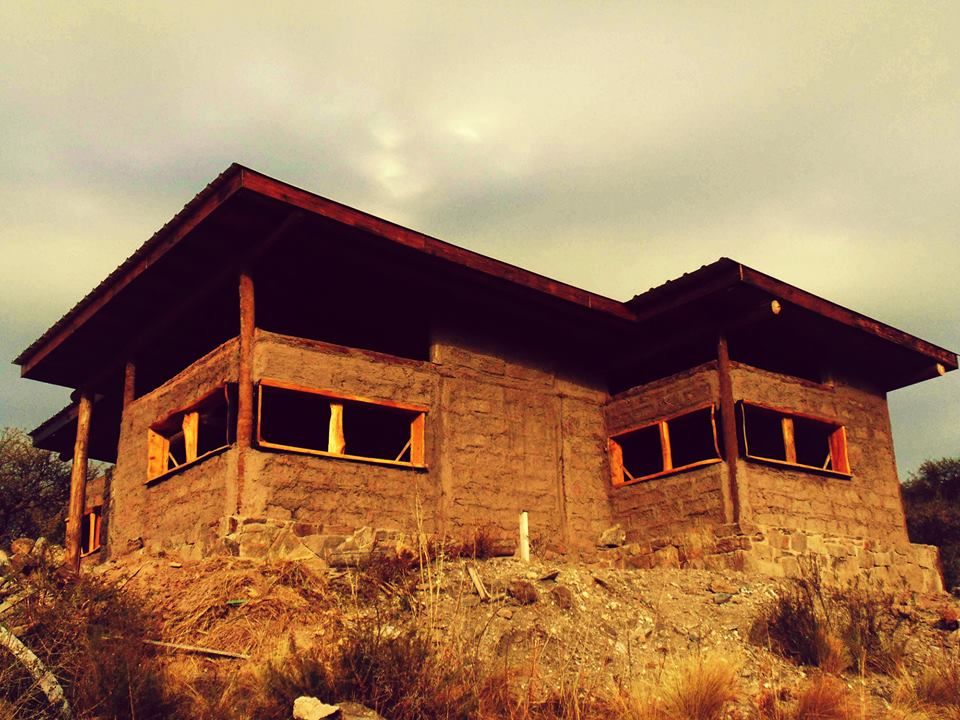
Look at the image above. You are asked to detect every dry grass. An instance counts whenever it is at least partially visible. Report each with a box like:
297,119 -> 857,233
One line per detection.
753,572 -> 909,676
892,650 -> 960,718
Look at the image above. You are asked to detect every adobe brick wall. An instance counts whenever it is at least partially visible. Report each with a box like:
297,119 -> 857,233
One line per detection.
431,321 -> 611,553
106,338 -> 239,557
730,361 -> 910,546
246,330 -> 439,533
604,363 -> 728,543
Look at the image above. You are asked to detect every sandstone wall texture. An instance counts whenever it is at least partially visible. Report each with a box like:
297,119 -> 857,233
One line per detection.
246,330 -> 438,533
730,361 -> 910,546
604,363 -> 728,543
106,338 -> 239,557
96,328 -> 941,593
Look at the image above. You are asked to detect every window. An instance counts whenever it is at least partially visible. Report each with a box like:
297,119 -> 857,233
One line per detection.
739,401 -> 850,476
609,405 -> 721,486
256,379 -> 426,468
147,385 -> 235,481
80,506 -> 102,556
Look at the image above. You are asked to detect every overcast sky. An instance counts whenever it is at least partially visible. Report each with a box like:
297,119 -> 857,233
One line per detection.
1,2 -> 957,477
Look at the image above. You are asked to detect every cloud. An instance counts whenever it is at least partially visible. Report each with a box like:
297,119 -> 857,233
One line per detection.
0,1 -> 957,474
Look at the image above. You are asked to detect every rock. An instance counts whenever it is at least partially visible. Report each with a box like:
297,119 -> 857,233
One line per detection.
0,550 -> 10,571
538,569 -> 560,582
30,537 -> 48,557
169,562 -> 183,568
336,702 -> 386,720
507,579 -> 538,605
10,538 -> 34,556
713,593 -> 733,605
293,696 -> 340,719
10,553 -> 36,575
550,585 -> 575,610
497,608 -> 514,620
651,546 -> 680,569
708,579 -> 740,595
127,537 -> 144,552
598,525 -> 626,548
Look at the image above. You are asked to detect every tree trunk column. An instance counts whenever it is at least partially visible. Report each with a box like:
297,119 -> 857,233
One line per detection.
236,271 -> 255,514
65,391 -> 93,572
717,335 -> 742,526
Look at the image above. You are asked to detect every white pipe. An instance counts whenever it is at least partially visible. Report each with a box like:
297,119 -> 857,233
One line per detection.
519,510 -> 530,563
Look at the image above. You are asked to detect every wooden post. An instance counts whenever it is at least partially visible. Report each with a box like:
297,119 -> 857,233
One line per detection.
236,271 -> 255,513
519,511 -> 530,563
122,359 -> 136,408
65,391 -> 93,572
716,335 -> 741,526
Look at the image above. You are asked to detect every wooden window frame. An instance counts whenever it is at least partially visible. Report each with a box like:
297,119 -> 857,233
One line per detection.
256,378 -> 428,470
609,403 -> 722,488
738,400 -> 852,478
80,505 -> 102,557
146,385 -> 233,484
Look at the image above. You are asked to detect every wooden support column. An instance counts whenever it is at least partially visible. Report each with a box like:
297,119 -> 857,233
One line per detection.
716,335 -> 741,526
65,391 -> 93,572
122,360 -> 136,409
236,271 -> 255,514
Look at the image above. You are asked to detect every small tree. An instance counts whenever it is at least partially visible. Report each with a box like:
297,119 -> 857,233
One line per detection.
0,427 -> 74,548
902,457 -> 960,591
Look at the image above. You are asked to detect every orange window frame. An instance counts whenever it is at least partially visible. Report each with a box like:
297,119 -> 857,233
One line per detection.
738,400 -> 851,477
256,378 -> 428,469
146,385 -> 233,483
80,506 -> 102,557
609,404 -> 722,487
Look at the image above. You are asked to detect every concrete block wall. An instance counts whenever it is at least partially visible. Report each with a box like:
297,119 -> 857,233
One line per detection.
730,361 -> 909,545
605,363 -> 728,543
107,337 -> 239,557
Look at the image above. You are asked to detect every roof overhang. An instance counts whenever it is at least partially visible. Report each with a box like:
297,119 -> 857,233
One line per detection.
626,258 -> 958,390
15,164 -> 636,390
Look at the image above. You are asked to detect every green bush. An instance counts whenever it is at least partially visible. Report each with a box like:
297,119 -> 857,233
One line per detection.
902,457 -> 960,591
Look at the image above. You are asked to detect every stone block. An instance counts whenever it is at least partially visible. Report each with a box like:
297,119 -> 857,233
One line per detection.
651,546 -> 680,569
598,525 -> 626,548
790,532 -> 807,553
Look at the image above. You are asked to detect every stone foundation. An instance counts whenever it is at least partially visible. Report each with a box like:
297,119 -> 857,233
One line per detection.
598,523 -> 943,594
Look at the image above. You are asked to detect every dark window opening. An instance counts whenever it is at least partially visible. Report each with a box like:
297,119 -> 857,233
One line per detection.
610,405 -> 721,486
147,385 -> 235,481
741,404 -> 787,461
259,385 -> 332,453
618,424 -> 663,480
256,380 -> 426,467
739,401 -> 850,475
794,416 -> 835,469
80,506 -> 102,556
670,407 -> 720,468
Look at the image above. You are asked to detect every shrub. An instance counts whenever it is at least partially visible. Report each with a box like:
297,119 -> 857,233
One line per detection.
663,654 -> 739,720
0,561 -> 170,719
754,573 -> 908,676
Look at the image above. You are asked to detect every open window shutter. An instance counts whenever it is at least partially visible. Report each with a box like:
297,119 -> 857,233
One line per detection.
829,426 -> 850,474
328,402 -> 345,454
147,429 -> 169,479
182,412 -> 199,463
410,414 -> 425,465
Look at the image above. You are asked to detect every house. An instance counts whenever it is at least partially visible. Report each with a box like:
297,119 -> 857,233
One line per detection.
15,164 -> 956,591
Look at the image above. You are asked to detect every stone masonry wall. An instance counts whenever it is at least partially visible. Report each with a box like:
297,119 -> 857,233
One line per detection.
247,331 -> 439,533
108,338 -> 239,557
431,321 -> 612,554
730,361 -> 909,546
604,363 -> 728,543
597,523 -> 942,594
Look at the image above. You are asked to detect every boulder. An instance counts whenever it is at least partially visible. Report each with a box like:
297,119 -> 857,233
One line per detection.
291,697 -> 336,719
293,696 -> 340,719
507,579 -> 538,605
336,702 -> 386,720
10,538 -> 34,556
598,525 -> 626,548
550,585 -> 575,611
